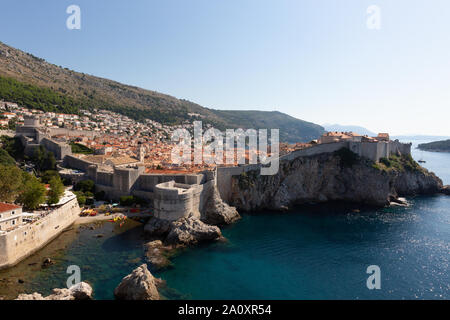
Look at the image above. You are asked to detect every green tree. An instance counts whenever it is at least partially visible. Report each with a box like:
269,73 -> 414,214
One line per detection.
0,165 -> 23,202
74,179 -> 95,193
41,170 -> 60,184
0,149 -> 16,166
8,118 -> 16,130
0,136 -> 24,160
17,175 -> 46,210
74,191 -> 86,206
47,176 -> 64,205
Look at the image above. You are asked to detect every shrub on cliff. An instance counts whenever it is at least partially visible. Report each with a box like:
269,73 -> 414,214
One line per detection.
238,171 -> 258,190
374,154 -> 422,173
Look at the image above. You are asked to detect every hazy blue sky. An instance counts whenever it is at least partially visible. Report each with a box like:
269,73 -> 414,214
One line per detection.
1,0 -> 449,135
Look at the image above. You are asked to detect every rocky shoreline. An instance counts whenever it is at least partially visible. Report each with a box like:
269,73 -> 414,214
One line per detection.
12,152 -> 450,300
228,151 -> 445,211
142,185 -> 240,270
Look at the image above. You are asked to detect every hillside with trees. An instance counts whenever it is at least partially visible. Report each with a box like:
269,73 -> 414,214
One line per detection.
0,41 -> 324,143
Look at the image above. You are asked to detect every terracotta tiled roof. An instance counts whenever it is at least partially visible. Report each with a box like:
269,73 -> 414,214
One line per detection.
0,202 -> 21,213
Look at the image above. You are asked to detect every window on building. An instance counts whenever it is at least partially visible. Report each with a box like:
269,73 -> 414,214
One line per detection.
12,220 -> 16,225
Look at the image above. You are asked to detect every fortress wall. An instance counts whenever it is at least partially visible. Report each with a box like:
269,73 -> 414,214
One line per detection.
280,141 -> 348,161
0,197 -> 80,270
94,184 -> 128,200
153,181 -> 197,221
64,155 -> 93,172
217,142 -> 348,203
389,140 -> 412,156
96,171 -> 114,187
131,190 -> 154,202
41,137 -> 72,160
15,126 -> 38,138
135,173 -> 203,192
48,128 -> 102,138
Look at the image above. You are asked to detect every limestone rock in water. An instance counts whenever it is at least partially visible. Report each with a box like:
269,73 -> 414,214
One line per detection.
16,282 -> 93,300
202,186 -> 241,225
114,264 -> 160,300
144,217 -> 172,236
41,257 -> 54,268
144,240 -> 172,270
441,185 -> 450,195
166,217 -> 222,246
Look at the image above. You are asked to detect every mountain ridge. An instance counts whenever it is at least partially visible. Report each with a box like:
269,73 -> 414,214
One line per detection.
0,41 -> 324,143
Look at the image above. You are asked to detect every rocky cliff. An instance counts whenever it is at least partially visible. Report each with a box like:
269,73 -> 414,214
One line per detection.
229,149 -> 443,211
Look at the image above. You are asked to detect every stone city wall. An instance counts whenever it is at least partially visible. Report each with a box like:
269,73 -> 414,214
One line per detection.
0,197 -> 80,270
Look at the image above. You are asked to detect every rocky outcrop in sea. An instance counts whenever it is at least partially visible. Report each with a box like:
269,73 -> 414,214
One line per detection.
229,150 -> 443,211
201,185 -> 241,225
143,202 -> 232,269
114,264 -> 163,300
16,282 -> 93,300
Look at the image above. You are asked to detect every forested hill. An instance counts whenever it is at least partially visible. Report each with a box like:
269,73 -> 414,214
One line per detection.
0,41 -> 324,142
418,140 -> 450,152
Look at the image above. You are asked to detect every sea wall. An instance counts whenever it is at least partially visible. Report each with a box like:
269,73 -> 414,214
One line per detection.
0,197 -> 80,270
152,179 -> 215,221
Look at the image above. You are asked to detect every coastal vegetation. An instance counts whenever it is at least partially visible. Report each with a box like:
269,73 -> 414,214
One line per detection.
372,154 -> 422,173
418,139 -> 450,152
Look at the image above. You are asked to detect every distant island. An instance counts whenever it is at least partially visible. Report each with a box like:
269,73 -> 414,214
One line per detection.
418,139 -> 450,152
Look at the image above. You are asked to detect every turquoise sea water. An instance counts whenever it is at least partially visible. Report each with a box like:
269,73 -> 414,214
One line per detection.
2,138 -> 448,300
156,138 -> 450,300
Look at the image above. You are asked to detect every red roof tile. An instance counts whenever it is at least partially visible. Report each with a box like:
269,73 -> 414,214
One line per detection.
0,202 -> 21,213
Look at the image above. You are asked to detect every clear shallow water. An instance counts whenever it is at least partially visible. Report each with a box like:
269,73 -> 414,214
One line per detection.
1,137 -> 449,300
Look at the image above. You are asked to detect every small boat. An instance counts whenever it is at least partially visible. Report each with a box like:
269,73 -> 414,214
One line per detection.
418,160 -> 426,163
